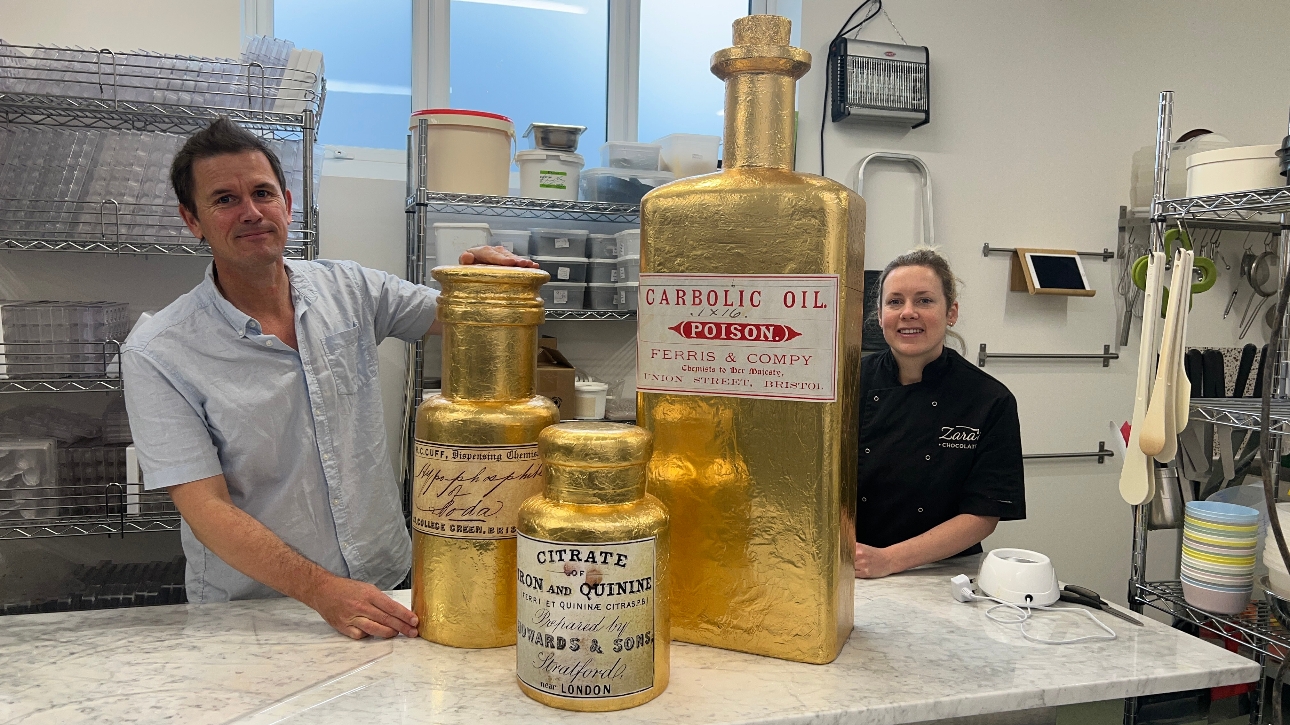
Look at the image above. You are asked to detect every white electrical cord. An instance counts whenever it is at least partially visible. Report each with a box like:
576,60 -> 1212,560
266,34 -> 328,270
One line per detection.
951,575 -> 1117,645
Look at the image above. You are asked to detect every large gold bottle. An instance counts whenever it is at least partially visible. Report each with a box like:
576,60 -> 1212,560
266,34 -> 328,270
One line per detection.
516,422 -> 670,711
636,15 -> 864,664
412,265 -> 561,648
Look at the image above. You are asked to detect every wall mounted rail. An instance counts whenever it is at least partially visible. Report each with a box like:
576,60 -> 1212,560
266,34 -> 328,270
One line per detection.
977,343 -> 1119,368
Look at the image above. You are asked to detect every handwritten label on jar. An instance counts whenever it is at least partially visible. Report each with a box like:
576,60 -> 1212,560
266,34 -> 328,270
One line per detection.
636,274 -> 841,402
516,534 -> 656,700
413,441 -> 544,540
539,169 -> 568,190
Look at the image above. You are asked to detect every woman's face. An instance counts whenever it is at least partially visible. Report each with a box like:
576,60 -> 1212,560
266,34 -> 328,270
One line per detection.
879,265 -> 959,360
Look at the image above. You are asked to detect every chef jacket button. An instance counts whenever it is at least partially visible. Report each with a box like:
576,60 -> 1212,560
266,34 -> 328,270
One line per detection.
925,454 -> 931,460
873,395 -> 879,401
918,507 -> 924,513
861,497 -> 867,502
864,448 -> 870,454
932,401 -> 937,407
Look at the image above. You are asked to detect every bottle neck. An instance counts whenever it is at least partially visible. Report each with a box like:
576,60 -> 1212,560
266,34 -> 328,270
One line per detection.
441,323 -> 536,401
721,72 -> 797,170
545,466 -> 646,506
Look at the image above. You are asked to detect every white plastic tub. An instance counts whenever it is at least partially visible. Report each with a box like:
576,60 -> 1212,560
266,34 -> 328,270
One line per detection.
587,234 -> 618,259
433,222 -> 491,267
530,228 -> 589,258
587,260 -> 617,284
656,134 -> 721,178
488,229 -> 530,256
1186,144 -> 1284,197
586,282 -> 617,310
601,141 -> 660,170
615,228 -> 640,257
532,256 -> 589,283
540,282 -> 585,310
616,255 -> 641,284
616,282 -> 639,311
515,149 -> 584,200
410,109 -> 513,195
574,381 -> 609,419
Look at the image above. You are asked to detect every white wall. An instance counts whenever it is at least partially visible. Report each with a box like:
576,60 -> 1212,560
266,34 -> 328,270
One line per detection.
799,0 -> 1290,604
0,0 -> 242,58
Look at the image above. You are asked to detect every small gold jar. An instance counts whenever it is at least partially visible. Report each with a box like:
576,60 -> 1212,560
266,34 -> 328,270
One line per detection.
412,265 -> 560,648
516,422 -> 670,711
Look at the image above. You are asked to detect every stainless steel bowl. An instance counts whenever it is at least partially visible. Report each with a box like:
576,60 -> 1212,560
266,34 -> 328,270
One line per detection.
1260,574 -> 1290,625
523,123 -> 586,152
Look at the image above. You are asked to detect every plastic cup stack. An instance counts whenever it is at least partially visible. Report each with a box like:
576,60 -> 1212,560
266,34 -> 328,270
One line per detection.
1181,500 -> 1259,615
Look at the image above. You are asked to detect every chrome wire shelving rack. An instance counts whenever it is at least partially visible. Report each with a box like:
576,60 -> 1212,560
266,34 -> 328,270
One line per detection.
1124,91 -> 1290,725
408,190 -> 640,225
0,43 -> 323,258
0,339 -> 124,393
0,482 -> 180,541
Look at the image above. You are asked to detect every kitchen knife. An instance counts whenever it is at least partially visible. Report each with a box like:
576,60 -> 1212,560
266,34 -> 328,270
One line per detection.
1253,344 -> 1268,398
1202,349 -> 1226,399
1232,343 -> 1256,397
1120,252 -> 1165,506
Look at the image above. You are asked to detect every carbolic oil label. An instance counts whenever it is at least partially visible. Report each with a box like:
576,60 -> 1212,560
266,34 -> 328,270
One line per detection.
635,273 -> 841,402
412,441 -> 544,540
516,534 -> 656,700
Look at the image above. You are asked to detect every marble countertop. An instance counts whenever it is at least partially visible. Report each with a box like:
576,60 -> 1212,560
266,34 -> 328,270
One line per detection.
0,557 -> 1259,725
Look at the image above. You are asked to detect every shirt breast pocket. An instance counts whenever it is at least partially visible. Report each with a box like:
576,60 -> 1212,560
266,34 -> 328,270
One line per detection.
322,323 -> 376,395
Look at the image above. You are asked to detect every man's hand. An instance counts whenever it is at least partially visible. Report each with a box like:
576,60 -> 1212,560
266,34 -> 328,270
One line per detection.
302,574 -> 419,639
855,542 -> 897,579
460,245 -> 540,268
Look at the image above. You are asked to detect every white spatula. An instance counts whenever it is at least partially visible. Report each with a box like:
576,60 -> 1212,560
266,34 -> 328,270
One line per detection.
1154,250 -> 1192,464
1140,250 -> 1188,459
1174,258 -> 1194,431
1119,252 -> 1165,505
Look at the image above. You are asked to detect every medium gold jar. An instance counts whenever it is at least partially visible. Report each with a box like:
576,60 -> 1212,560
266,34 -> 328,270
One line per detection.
412,265 -> 560,648
516,422 -> 670,712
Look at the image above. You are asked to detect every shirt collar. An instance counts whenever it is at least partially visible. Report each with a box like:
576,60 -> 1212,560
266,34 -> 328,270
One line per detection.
874,345 -> 956,387
202,260 -> 316,338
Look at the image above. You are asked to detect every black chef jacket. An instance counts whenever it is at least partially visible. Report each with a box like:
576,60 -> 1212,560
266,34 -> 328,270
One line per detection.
857,347 -> 1025,557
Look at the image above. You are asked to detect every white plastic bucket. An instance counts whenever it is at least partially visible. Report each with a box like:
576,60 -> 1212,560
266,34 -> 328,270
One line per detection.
515,149 -> 584,200
574,381 -> 608,419
410,109 -> 514,196
656,134 -> 721,178
1186,144 -> 1283,197
433,222 -> 491,267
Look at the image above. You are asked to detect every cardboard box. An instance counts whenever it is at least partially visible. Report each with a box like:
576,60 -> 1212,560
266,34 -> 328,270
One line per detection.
537,336 -> 576,420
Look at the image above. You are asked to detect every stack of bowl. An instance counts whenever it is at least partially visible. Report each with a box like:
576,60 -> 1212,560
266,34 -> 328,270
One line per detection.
1181,501 -> 1259,615
1262,503 -> 1290,598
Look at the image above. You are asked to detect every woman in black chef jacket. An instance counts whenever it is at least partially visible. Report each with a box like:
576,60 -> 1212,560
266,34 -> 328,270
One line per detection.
855,248 -> 1025,578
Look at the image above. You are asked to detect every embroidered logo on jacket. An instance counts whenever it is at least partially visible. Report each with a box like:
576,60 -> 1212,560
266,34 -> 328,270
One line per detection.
939,426 -> 980,449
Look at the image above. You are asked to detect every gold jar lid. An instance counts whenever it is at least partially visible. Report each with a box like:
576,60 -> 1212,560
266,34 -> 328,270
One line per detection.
432,265 -> 550,326
539,422 -> 653,504
711,15 -> 810,81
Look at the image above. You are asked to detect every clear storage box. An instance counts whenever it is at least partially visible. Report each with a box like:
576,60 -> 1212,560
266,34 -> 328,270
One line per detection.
587,234 -> 618,259
587,260 -> 617,284
600,141 -> 661,170
616,283 -> 639,311
0,437 -> 58,520
580,169 -> 675,204
529,228 -> 589,258
532,256 -> 589,283
488,229 -> 531,256
540,282 -> 586,310
615,228 -> 640,257
616,255 -> 641,284
586,283 -> 617,310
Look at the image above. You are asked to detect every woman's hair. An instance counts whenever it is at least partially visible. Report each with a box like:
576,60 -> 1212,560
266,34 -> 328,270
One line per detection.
871,247 -> 966,352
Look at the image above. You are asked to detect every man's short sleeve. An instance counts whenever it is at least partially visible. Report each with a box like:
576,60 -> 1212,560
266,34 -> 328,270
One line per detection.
122,348 -> 224,490
349,263 -> 438,344
958,393 -> 1026,521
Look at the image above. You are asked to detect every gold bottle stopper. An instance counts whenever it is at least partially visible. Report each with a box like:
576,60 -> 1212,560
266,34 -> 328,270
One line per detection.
516,422 -> 670,711
412,264 -> 560,649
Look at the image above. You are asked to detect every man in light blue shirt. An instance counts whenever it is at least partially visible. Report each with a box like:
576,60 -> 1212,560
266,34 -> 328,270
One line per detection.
123,118 -> 534,639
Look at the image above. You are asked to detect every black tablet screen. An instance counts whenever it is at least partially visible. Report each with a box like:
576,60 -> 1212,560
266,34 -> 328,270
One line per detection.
1029,255 -> 1085,290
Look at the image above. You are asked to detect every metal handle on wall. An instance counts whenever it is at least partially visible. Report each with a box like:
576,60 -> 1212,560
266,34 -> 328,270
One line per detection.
852,152 -> 934,248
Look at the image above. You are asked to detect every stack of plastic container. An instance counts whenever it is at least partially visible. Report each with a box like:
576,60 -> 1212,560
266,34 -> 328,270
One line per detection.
0,438 -> 58,521
0,301 -> 128,379
580,142 -> 675,204
531,229 -> 589,310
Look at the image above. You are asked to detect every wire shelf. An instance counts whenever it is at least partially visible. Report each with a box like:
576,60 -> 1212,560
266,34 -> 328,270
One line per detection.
0,43 -> 322,135
0,482 -> 180,540
411,190 -> 640,224
1136,580 -> 1290,661
0,199 -> 314,258
1119,207 -> 1280,234
1189,398 -> 1290,435
545,309 -> 637,321
1158,187 -> 1290,222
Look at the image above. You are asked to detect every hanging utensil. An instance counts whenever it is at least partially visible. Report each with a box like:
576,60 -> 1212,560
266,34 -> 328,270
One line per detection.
1141,249 -> 1191,462
1120,251 -> 1166,505
1223,288 -> 1240,318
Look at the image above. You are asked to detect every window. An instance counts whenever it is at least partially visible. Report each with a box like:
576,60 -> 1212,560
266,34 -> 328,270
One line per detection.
637,0 -> 746,145
276,0 -> 412,149
450,0 -> 608,153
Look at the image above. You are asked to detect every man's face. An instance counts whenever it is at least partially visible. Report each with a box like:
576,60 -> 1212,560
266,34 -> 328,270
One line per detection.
178,150 -> 293,269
